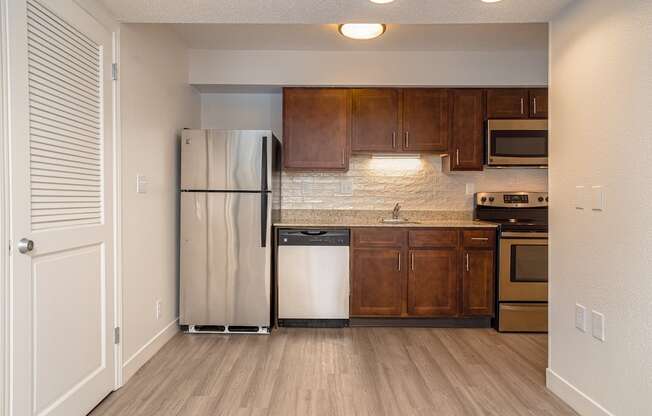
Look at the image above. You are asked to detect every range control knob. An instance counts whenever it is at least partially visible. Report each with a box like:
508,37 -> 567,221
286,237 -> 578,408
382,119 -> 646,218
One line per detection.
488,197 -> 495,202
538,196 -> 544,202
480,197 -> 487,203
545,197 -> 549,202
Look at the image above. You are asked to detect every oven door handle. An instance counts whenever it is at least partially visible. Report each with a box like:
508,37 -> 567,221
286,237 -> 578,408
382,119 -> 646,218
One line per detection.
501,232 -> 548,239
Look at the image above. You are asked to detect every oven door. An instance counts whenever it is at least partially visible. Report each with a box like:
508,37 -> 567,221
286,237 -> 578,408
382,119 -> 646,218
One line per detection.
487,119 -> 548,166
499,232 -> 548,301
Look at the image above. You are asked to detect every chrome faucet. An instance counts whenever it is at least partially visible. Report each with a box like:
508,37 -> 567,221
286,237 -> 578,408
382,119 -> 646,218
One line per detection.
392,203 -> 401,220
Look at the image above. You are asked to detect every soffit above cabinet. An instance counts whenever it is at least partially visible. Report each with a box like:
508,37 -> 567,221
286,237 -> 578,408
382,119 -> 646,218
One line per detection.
100,0 -> 573,24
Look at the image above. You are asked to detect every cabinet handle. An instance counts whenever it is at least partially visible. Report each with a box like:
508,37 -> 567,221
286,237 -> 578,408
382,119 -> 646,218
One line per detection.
471,237 -> 489,241
341,148 -> 346,164
533,97 -> 538,115
520,97 -> 524,115
465,252 -> 470,272
456,149 -> 460,166
405,131 -> 409,148
392,132 -> 396,148
411,252 -> 415,271
397,252 -> 401,272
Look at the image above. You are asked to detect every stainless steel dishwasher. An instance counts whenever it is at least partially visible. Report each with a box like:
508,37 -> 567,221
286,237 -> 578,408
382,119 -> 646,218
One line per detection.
277,229 -> 350,327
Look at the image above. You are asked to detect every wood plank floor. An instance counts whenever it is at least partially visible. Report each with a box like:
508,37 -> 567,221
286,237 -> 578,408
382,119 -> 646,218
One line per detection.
90,328 -> 576,416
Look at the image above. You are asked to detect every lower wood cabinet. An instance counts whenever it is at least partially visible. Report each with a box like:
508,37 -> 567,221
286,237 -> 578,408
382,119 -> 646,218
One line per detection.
462,249 -> 495,316
407,249 -> 459,316
350,228 -> 496,320
351,247 -> 404,316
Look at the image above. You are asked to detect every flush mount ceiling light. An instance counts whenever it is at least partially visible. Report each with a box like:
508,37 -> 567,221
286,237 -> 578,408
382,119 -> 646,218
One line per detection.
369,0 -> 395,3
338,23 -> 387,40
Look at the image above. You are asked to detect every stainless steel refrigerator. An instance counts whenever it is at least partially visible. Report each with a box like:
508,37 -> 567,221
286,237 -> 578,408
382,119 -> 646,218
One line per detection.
179,130 -> 281,334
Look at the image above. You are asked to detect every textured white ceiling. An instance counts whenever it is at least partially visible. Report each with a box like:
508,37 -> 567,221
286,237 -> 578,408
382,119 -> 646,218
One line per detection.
169,23 -> 548,51
99,0 -> 574,24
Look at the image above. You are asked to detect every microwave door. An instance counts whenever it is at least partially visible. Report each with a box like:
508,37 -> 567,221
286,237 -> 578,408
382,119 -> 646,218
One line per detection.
486,120 -> 548,166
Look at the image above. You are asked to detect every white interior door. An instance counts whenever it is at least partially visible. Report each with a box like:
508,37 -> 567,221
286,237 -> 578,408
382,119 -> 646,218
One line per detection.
7,0 -> 115,415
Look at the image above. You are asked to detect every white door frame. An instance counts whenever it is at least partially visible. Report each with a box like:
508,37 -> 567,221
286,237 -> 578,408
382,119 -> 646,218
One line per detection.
1,0 -> 10,414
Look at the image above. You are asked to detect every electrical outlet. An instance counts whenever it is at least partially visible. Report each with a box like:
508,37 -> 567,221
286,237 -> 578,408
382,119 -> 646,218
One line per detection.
575,304 -> 587,332
136,174 -> 148,194
591,310 -> 605,341
156,300 -> 162,320
591,186 -> 604,211
340,180 -> 353,196
575,186 -> 585,210
465,183 -> 475,195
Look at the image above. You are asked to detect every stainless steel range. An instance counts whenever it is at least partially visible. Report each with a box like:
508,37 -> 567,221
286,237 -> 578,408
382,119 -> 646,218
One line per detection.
474,192 -> 548,332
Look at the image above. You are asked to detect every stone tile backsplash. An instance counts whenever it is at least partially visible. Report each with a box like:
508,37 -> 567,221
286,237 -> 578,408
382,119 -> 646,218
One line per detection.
281,155 -> 548,211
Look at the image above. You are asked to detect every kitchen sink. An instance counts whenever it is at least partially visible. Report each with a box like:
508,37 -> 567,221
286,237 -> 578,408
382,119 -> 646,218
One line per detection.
380,218 -> 421,225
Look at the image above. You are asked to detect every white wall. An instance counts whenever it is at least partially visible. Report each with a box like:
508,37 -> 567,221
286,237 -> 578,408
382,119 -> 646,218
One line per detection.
189,49 -> 548,87
200,92 -> 282,136
120,23 -> 200,381
548,1 -> 652,415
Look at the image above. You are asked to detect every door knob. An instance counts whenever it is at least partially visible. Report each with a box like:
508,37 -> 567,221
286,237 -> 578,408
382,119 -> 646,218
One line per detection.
17,238 -> 34,254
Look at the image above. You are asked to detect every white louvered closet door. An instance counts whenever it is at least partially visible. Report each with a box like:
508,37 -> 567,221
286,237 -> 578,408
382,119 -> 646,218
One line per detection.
7,0 -> 115,415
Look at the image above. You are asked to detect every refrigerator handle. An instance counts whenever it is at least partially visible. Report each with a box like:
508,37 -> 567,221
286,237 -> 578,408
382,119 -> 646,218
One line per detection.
261,192 -> 268,248
261,136 -> 269,191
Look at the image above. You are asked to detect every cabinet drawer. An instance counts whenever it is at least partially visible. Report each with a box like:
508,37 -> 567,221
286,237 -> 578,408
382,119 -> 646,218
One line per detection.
408,230 -> 459,248
462,230 -> 496,248
352,228 -> 406,247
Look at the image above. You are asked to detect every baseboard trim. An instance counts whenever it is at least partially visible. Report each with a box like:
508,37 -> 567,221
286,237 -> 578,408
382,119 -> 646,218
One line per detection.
546,368 -> 614,416
122,318 -> 179,383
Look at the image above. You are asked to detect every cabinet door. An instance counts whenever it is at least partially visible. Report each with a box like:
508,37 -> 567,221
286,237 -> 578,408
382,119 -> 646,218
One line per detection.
450,89 -> 484,171
462,249 -> 495,316
486,88 -> 528,119
283,88 -> 350,170
352,89 -> 401,152
402,89 -> 450,151
529,88 -> 548,119
351,248 -> 404,316
407,249 -> 459,317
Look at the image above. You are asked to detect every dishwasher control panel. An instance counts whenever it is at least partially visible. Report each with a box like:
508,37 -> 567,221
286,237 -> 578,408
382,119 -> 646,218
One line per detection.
278,229 -> 350,246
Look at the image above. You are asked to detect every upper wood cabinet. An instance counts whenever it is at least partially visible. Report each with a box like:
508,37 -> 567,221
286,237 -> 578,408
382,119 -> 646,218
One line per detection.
402,89 -> 451,152
486,88 -> 529,119
283,88 -> 351,171
351,89 -> 401,152
450,89 -> 484,171
407,249 -> 459,317
529,88 -> 548,119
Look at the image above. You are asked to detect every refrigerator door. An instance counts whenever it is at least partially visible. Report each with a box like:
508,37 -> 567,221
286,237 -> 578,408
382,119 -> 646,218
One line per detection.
181,130 -> 273,191
180,191 -> 271,327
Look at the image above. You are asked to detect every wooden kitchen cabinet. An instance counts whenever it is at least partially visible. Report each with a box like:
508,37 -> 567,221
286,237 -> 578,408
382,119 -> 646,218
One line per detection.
351,89 -> 401,152
450,89 -> 484,171
486,88 -> 529,119
529,88 -> 548,119
283,88 -> 351,171
407,249 -> 459,317
462,249 -> 495,316
402,89 -> 451,151
350,227 -> 496,322
351,247 -> 404,316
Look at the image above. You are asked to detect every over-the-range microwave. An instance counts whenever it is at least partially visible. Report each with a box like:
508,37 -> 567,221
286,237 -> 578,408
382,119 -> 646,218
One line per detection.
486,119 -> 548,167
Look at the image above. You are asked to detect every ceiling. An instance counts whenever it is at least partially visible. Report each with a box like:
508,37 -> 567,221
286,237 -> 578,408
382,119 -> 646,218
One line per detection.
170,23 -> 548,51
99,0 -> 573,24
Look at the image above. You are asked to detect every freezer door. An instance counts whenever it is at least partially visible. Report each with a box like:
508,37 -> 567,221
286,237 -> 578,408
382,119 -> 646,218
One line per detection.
180,192 -> 271,326
181,130 -> 273,191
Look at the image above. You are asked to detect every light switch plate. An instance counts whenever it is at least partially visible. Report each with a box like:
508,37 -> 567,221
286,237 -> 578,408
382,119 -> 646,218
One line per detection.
575,186 -> 585,210
136,175 -> 148,194
575,303 -> 587,332
591,186 -> 604,211
592,310 -> 605,341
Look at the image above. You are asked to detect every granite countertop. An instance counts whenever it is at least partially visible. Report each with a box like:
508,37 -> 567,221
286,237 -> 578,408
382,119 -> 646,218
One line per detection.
273,210 -> 498,228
